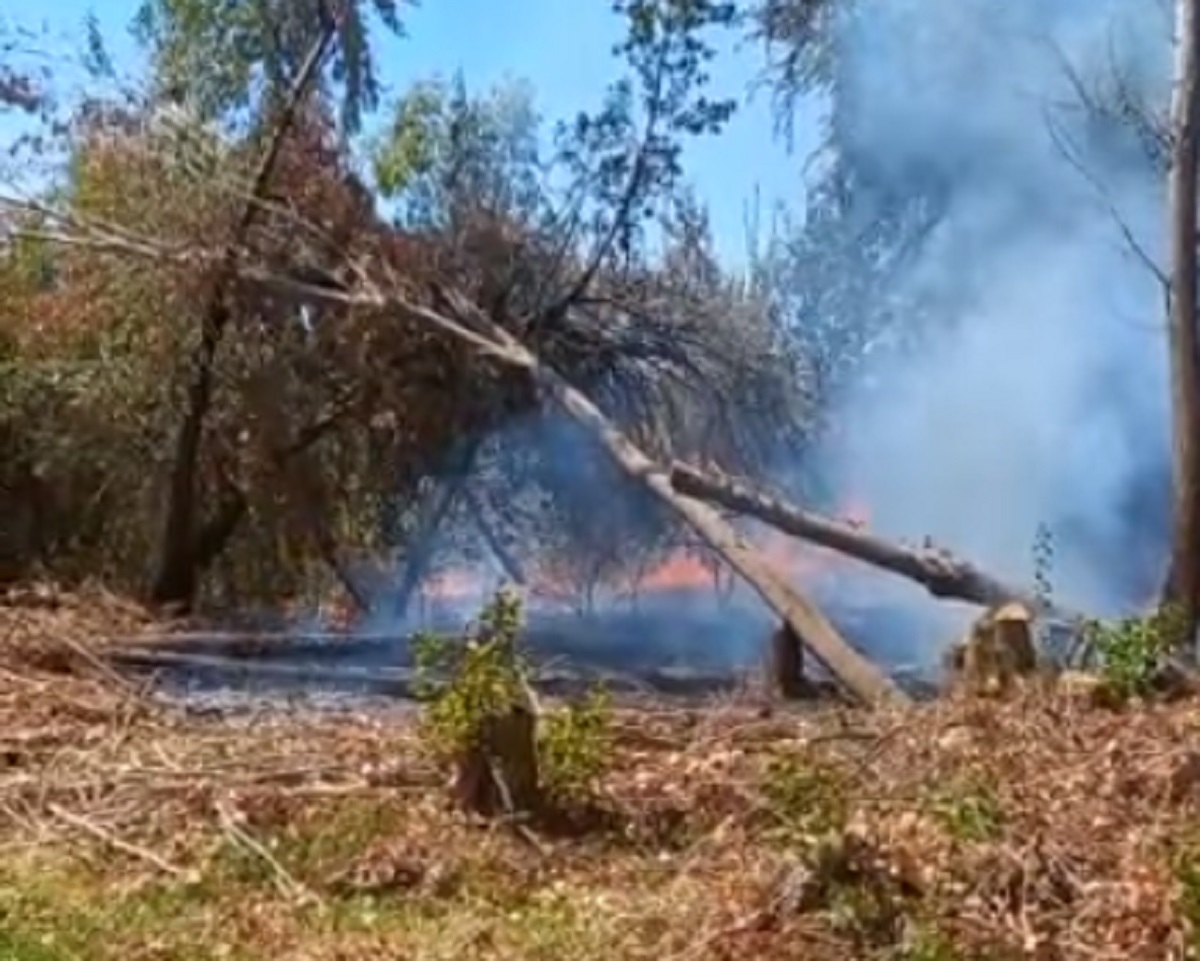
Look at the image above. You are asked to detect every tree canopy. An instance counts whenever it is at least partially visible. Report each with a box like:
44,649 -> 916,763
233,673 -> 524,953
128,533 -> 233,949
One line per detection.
0,0 -> 818,612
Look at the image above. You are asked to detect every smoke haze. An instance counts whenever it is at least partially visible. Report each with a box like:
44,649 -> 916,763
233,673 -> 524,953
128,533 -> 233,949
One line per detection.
370,0 -> 1178,677
817,0 -> 1173,642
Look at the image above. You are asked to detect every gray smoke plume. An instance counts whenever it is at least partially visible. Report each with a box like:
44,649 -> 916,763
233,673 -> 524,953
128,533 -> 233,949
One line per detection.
812,0 -> 1172,644
366,1 -> 1176,678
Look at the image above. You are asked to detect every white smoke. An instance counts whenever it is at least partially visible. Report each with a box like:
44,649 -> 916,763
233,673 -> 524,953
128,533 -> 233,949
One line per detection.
819,0 -> 1172,640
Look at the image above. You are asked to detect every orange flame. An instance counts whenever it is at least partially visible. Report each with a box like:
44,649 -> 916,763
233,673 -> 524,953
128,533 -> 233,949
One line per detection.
636,552 -> 715,592
416,494 -> 874,604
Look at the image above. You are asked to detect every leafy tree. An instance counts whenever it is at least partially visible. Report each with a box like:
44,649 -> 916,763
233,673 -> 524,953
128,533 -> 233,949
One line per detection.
0,0 -> 807,615
132,0 -> 409,133
0,18 -> 48,116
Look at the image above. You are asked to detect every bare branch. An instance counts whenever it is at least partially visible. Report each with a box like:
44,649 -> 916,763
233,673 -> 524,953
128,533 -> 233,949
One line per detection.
1043,105 -> 1169,292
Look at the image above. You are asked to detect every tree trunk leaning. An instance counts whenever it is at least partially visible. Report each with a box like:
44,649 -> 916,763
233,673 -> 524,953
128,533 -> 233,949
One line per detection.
670,463 -> 1043,611
531,371 -> 907,706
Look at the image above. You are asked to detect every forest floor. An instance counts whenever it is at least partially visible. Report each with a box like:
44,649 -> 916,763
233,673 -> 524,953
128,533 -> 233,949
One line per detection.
0,584 -> 1197,961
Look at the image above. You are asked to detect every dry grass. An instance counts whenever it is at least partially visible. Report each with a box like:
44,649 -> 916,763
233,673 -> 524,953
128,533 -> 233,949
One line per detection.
1,586 -> 1200,960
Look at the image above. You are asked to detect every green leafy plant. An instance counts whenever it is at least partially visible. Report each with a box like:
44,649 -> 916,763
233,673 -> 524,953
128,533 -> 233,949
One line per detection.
413,589 -> 613,804
538,686 -> 614,802
826,880 -> 905,946
927,776 -> 1004,844
896,924 -> 962,961
1085,604 -> 1188,701
412,589 -> 530,761
1171,840 -> 1200,953
761,753 -> 848,843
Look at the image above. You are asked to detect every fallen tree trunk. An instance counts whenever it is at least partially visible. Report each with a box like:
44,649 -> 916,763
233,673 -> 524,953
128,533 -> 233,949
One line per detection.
529,373 -> 906,705
182,271 -> 908,704
669,463 -> 1042,611
670,468 -> 1200,681
365,288 -> 905,702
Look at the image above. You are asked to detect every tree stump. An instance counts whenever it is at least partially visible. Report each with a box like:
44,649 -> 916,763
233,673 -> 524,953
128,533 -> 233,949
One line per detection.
943,601 -> 1039,697
768,621 -> 808,700
451,699 -> 542,816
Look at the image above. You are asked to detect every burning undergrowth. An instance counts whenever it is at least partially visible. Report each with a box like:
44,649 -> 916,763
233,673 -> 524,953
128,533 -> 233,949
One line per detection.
328,406 -> 944,697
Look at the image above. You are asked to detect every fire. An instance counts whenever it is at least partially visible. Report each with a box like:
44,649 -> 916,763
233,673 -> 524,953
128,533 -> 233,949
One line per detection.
416,493 -> 874,605
636,552 -> 714,592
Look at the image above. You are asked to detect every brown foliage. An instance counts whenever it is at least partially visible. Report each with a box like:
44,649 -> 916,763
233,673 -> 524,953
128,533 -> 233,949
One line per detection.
0,99 -> 539,605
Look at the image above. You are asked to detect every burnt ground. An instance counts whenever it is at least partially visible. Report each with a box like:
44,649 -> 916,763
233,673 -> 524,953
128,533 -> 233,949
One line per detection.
1,584 -> 1197,960
91,588 -> 943,712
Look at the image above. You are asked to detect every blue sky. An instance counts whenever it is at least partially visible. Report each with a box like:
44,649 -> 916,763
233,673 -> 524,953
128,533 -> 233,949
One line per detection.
2,0 -> 821,264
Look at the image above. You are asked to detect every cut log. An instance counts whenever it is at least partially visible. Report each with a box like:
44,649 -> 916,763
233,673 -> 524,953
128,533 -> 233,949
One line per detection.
942,601 -> 1039,697
670,463 -> 1042,611
451,698 -> 542,816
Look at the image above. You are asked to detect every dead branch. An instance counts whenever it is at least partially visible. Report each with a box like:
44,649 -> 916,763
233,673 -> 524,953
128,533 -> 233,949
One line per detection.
462,486 -> 528,585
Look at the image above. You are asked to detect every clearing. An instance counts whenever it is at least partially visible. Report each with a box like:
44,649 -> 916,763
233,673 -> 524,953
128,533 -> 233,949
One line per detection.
0,586 -> 1196,961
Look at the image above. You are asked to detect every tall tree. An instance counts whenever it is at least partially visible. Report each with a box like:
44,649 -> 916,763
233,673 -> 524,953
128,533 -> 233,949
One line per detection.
126,0 -> 412,609
1163,0 -> 1200,645
146,20 -> 341,609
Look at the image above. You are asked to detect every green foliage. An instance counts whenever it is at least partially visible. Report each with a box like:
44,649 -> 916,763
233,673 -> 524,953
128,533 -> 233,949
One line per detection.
927,776 -> 1004,844
0,21 -> 48,117
551,0 -> 739,258
1085,604 -> 1188,701
751,0 -> 841,96
538,686 -> 614,801
760,752 -> 847,843
825,879 -> 903,945
413,590 -> 614,803
0,927 -> 72,961
897,925 -> 962,961
371,73 -> 544,224
370,80 -> 443,197
1172,842 -> 1200,954
83,13 -> 116,80
412,590 -> 530,759
131,0 -> 408,133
